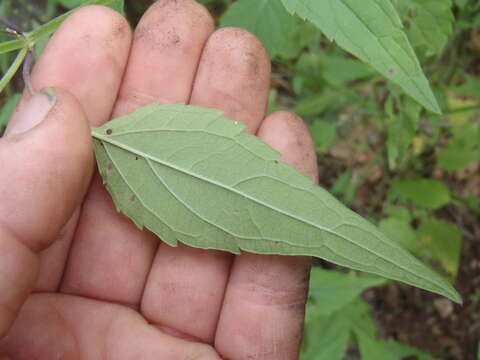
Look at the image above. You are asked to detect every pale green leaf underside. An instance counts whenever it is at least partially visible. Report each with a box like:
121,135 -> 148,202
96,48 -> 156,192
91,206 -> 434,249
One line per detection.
92,103 -> 459,303
279,0 -> 441,114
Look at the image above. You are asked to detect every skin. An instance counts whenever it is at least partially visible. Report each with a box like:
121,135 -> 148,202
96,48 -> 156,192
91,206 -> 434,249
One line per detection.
0,1 -> 319,359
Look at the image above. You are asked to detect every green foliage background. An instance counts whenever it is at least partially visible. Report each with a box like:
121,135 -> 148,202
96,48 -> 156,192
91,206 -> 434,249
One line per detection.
0,0 -> 479,358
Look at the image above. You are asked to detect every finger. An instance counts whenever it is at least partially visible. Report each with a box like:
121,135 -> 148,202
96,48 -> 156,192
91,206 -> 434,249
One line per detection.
0,88 -> 94,337
61,0 -> 214,306
215,111 -> 318,360
0,294 -> 222,360
34,213 -> 80,292
112,0 -> 215,116
9,5 -> 132,128
5,5 -> 132,293
189,28 -> 271,133
141,28 -> 271,343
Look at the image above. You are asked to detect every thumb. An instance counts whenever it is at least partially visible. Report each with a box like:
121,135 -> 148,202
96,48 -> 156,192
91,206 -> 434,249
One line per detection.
0,88 -> 94,337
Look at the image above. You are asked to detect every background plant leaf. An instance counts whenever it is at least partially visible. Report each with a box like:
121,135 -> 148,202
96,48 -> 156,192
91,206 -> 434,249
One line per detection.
306,268 -> 387,318
302,269 -> 439,360
378,217 -> 419,253
279,0 -> 441,113
301,312 -> 350,360
309,120 -> 337,154
418,218 -> 462,276
219,0 -> 296,58
390,178 -> 451,209
393,0 -> 454,57
92,103 -> 460,303
0,93 -> 20,133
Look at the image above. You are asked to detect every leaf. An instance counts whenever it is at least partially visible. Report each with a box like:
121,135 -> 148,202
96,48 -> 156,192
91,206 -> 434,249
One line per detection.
394,0 -> 454,57
390,178 -> 451,209
331,169 -> 357,205
219,0 -> 296,58
294,91 -> 340,116
378,217 -> 419,253
58,0 -> 85,9
385,95 -> 421,170
437,143 -> 478,172
307,268 -> 387,318
437,121 -> 480,172
303,287 -> 438,360
310,120 -> 337,153
86,0 -> 124,13
0,93 -> 20,133
418,218 -> 462,276
91,103 -> 460,303
323,299 -> 393,360
345,300 -> 398,360
277,18 -> 321,60
386,340 -> 440,360
293,52 -> 325,95
302,271 -> 384,360
384,205 -> 412,222
355,328 -> 396,360
322,56 -> 375,86
279,0 -> 441,113
301,312 -> 350,360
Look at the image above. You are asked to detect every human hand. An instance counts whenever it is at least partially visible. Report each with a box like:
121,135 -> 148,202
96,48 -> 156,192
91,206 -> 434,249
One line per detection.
0,1 -> 318,359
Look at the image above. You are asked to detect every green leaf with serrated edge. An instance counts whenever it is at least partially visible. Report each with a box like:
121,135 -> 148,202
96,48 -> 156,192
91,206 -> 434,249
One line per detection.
394,0 -> 454,57
91,103 -> 460,303
220,0 -> 296,58
279,0 -> 441,113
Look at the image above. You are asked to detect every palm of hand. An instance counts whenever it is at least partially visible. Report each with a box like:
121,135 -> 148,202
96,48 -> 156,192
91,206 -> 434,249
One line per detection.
0,1 -> 317,359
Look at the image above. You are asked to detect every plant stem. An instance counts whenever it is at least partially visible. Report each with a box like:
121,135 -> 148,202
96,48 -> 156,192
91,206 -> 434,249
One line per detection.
0,17 -> 23,35
0,47 -> 28,94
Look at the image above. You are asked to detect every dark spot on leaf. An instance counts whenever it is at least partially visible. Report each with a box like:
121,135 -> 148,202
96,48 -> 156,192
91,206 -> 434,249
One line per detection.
129,195 -> 135,202
107,163 -> 113,170
135,156 -> 139,160
388,68 -> 396,75
274,160 -> 279,164
106,129 -> 113,135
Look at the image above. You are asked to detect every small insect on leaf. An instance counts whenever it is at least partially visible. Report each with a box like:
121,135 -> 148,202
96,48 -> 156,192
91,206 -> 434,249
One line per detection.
91,103 -> 461,304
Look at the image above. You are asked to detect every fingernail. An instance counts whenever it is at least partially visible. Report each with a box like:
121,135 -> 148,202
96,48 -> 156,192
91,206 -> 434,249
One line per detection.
5,88 -> 57,137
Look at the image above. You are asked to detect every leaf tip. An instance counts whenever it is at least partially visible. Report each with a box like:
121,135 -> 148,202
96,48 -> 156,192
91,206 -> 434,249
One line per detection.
449,290 -> 463,305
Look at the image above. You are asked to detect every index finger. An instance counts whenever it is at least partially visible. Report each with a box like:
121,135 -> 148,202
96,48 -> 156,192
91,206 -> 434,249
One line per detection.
5,5 -> 132,293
